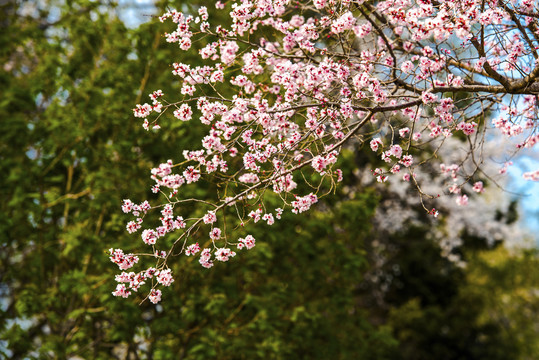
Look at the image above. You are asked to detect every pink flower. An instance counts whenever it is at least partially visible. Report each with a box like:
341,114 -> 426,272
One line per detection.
122,199 -> 133,213
109,249 -> 139,270
390,145 -> 403,159
313,0 -> 326,9
126,220 -> 141,234
149,289 -> 162,304
173,104 -> 193,121
456,195 -> 468,206
183,166 -> 200,183
239,173 -> 260,184
401,61 -> 414,73
399,155 -> 413,167
199,248 -> 214,268
133,103 -> 152,118
112,284 -> 131,298
262,213 -> 275,225
249,209 -> 262,223
198,6 -> 208,21
523,170 -> 539,181
185,243 -> 201,256
203,211 -> 217,224
156,269 -> 174,286
331,12 -> 356,34
421,91 -> 437,104
179,37 -> 191,51
370,137 -> 382,152
399,128 -> 410,137
291,193 -> 318,214
472,181 -> 485,193
457,121 -> 477,135
210,227 -> 222,240
238,235 -> 256,250
141,229 -> 158,245
214,248 -> 236,262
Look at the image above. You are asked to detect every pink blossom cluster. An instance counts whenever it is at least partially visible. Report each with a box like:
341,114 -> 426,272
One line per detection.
214,248 -> 236,262
199,248 -> 213,268
331,11 -> 356,34
149,289 -> 162,304
114,269 -> 152,294
114,0 -> 539,303
109,249 -> 139,270
237,235 -> 256,250
311,150 -> 338,175
291,193 -> 318,214
523,170 -> 539,181
112,266 -> 175,303
185,242 -> 201,256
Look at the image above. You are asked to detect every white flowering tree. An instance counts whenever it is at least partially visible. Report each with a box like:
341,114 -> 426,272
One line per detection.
112,0 -> 539,303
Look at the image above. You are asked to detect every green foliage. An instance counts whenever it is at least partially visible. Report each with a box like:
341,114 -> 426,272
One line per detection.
380,228 -> 539,360
464,247 -> 539,360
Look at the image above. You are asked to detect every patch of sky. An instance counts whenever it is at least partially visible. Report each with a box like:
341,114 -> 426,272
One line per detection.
508,152 -> 539,241
117,0 -> 157,28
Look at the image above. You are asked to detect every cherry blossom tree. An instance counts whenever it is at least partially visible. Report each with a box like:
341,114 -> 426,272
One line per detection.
112,0 -> 539,303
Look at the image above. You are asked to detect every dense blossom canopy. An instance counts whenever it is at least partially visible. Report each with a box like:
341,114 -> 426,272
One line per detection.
113,0 -> 539,303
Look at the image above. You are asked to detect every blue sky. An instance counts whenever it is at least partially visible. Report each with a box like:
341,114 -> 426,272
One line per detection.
508,153 -> 539,241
